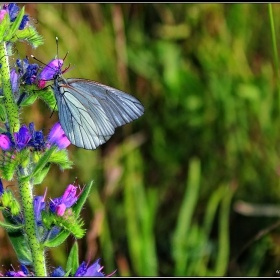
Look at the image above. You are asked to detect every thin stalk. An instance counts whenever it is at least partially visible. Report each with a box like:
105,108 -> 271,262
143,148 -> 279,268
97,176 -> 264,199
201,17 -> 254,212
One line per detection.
268,4 -> 280,111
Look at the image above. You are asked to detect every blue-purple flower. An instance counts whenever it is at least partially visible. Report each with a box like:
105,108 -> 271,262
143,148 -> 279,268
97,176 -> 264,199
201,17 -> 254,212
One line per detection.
28,122 -> 45,151
50,266 -> 65,277
50,184 -> 82,216
0,134 -> 12,151
10,68 -> 19,93
38,58 -> 64,81
75,258 -> 116,277
0,122 -> 70,152
33,188 -> 47,227
16,58 -> 39,86
37,55 -> 72,89
0,3 -> 29,30
2,264 -> 29,277
13,125 -> 31,151
50,258 -> 116,277
47,122 -> 71,150
0,178 -> 4,197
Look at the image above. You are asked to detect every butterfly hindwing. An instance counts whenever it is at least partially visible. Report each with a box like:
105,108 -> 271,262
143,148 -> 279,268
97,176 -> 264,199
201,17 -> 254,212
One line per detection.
53,81 -> 115,149
66,79 -> 145,128
53,77 -> 144,150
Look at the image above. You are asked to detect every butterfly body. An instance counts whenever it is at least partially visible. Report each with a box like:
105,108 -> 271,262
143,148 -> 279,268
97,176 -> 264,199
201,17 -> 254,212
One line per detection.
52,76 -> 144,150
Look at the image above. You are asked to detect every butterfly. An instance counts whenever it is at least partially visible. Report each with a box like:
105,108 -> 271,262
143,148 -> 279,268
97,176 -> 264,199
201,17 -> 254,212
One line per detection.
36,54 -> 144,150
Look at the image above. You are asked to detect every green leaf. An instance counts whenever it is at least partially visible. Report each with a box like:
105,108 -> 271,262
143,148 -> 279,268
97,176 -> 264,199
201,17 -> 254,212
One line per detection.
33,163 -> 51,185
2,154 -> 18,181
12,25 -> 44,48
0,219 -> 23,233
43,230 -> 69,248
2,210 -> 32,265
72,181 -> 93,215
66,241 -> 79,275
64,269 -> 73,277
37,86 -> 57,111
8,231 -> 33,265
19,93 -> 37,107
42,210 -> 85,239
0,12 -> 10,43
27,145 -> 57,181
49,149 -> 73,170
4,6 -> 25,41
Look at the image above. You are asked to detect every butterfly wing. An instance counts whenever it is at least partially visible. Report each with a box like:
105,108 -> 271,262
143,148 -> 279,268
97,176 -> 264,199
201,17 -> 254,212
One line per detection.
53,78 -> 144,150
66,78 -> 145,128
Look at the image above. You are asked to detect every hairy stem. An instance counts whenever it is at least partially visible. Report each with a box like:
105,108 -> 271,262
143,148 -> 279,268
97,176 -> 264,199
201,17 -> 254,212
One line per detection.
0,42 -> 19,134
18,168 -> 47,276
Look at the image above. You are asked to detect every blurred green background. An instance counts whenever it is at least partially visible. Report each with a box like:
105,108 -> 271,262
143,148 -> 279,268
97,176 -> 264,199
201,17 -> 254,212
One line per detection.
2,3 -> 280,276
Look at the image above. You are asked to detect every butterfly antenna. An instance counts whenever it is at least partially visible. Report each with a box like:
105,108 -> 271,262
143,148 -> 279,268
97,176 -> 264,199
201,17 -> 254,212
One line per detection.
30,55 -> 49,67
56,36 -> 59,60
56,36 -> 69,69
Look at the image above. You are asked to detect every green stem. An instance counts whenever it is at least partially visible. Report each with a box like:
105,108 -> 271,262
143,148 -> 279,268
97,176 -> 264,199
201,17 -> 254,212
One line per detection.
18,168 -> 47,276
0,42 -> 19,134
268,4 -> 280,111
0,41 -> 46,276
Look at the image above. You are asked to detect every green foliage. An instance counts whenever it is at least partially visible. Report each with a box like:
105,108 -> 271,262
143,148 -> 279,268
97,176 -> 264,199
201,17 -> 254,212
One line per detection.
2,3 -> 280,277
19,85 -> 57,111
1,190 -> 21,216
3,5 -> 25,41
12,25 -> 44,48
2,210 -> 32,265
41,209 -> 85,239
66,241 -> 79,276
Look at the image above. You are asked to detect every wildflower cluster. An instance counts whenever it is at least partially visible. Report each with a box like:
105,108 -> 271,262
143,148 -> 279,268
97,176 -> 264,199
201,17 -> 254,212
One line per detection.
0,3 -> 115,277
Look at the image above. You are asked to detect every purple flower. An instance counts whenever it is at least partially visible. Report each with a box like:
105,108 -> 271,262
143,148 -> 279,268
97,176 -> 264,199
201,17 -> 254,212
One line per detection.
4,264 -> 28,277
4,270 -> 26,277
38,58 -> 64,81
17,58 -> 39,85
7,3 -> 19,22
0,122 -> 50,152
28,122 -> 45,151
47,122 -> 70,150
19,14 -> 29,30
10,68 -> 19,93
33,188 -> 47,226
74,258 -> 116,277
0,7 -> 8,22
0,134 -> 12,151
51,259 -> 115,277
37,55 -> 72,89
0,178 -> 4,196
13,125 -> 32,151
50,266 -> 65,277
50,184 -> 82,216
22,63 -> 39,85
1,3 -> 30,30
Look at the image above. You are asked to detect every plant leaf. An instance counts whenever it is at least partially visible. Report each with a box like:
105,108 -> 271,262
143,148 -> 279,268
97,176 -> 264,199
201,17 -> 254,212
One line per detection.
66,241 -> 79,275
4,5 -> 25,41
72,181 -> 93,215
0,219 -> 23,233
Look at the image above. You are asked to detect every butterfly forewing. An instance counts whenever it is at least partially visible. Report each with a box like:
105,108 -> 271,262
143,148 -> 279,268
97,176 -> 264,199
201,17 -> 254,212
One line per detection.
67,79 -> 145,127
53,77 -> 144,150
